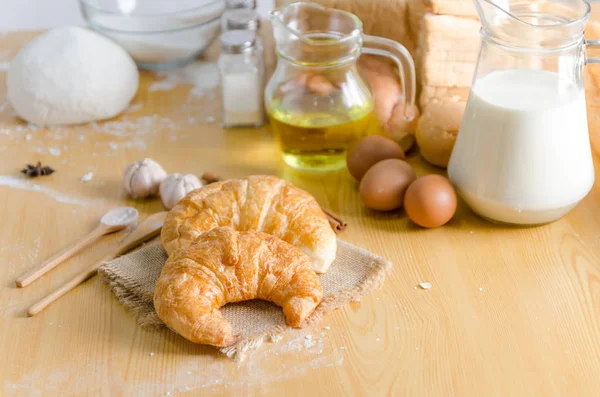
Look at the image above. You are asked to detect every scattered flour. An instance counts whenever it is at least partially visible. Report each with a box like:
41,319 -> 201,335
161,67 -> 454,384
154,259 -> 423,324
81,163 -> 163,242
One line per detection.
148,61 -> 219,95
0,175 -> 105,208
90,114 -> 175,137
107,138 -> 148,152
48,147 -> 61,156
80,172 -> 94,182
0,330 -> 345,395
125,103 -> 143,113
13,123 -> 43,133
303,335 -> 316,349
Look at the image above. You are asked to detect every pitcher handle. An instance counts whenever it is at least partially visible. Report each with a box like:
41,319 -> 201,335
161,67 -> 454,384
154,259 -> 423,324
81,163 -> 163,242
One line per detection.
586,39 -> 600,64
362,35 -> 417,121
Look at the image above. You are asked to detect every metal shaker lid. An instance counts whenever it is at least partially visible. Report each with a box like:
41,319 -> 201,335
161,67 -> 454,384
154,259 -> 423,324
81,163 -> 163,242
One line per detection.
225,8 -> 260,31
225,0 -> 256,9
220,30 -> 256,54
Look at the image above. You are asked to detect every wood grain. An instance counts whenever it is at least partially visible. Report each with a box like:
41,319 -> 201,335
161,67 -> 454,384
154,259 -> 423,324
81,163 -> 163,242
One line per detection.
1,21 -> 600,396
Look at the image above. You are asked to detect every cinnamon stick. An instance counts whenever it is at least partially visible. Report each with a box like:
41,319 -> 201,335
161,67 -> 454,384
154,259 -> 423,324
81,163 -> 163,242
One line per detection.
321,207 -> 347,234
201,172 -> 347,234
201,171 -> 222,184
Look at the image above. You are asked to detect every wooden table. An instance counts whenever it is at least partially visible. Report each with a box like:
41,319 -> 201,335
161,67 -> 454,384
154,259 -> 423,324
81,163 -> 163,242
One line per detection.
2,27 -> 600,397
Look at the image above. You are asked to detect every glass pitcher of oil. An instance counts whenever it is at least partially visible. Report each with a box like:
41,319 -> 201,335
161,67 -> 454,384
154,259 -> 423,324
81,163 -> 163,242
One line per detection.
265,2 -> 416,171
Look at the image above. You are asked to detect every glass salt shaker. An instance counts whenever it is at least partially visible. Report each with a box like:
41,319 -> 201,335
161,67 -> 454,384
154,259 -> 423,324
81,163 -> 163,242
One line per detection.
219,30 -> 265,128
222,0 -> 256,31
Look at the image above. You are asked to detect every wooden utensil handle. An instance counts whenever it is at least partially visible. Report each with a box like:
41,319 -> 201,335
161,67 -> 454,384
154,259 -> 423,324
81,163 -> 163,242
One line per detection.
27,251 -> 115,317
16,225 -> 108,288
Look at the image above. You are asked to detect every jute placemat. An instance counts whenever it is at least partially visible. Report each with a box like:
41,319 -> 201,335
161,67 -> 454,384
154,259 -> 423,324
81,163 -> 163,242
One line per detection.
98,239 -> 391,360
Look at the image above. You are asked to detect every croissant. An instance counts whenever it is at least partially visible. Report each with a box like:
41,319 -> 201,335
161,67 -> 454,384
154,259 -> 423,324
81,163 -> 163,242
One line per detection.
154,227 -> 323,347
161,175 -> 337,273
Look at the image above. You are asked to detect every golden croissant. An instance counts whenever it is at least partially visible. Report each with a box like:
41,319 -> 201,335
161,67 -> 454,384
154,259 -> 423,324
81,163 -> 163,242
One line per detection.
154,227 -> 323,347
161,175 -> 337,273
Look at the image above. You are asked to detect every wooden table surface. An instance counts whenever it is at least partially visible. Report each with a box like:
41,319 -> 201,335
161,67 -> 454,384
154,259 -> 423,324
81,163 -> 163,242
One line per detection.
2,23 -> 600,396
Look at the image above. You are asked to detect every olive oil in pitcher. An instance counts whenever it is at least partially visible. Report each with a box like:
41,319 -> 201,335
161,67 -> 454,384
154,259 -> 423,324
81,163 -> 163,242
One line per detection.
265,3 -> 417,172
268,97 -> 379,171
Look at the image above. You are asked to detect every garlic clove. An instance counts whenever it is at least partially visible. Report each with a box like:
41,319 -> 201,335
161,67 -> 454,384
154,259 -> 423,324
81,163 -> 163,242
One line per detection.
160,173 -> 204,209
123,158 -> 167,199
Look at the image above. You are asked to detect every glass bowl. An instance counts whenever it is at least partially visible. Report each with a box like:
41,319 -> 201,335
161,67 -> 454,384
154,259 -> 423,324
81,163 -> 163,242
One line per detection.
80,0 -> 226,70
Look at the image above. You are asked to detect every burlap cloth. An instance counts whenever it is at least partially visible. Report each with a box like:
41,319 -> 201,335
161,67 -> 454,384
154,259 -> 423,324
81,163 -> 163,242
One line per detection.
98,239 -> 391,360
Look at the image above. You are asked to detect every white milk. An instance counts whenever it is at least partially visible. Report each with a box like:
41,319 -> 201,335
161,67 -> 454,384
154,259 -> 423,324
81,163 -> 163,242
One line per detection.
448,69 -> 594,225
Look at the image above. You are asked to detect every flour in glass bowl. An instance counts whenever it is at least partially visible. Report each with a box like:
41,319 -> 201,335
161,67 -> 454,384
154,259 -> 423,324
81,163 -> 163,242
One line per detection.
86,0 -> 224,67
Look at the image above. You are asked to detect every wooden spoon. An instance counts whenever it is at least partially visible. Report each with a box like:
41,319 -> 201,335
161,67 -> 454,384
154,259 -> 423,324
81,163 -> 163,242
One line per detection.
16,207 -> 139,288
27,211 -> 167,317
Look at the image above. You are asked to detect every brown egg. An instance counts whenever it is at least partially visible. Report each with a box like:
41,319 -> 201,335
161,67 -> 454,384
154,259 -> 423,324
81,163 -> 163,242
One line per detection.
404,175 -> 457,228
360,159 -> 416,211
347,135 -> 406,181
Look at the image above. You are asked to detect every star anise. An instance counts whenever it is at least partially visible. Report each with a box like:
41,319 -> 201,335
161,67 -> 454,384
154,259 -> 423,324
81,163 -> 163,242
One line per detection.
21,162 -> 55,178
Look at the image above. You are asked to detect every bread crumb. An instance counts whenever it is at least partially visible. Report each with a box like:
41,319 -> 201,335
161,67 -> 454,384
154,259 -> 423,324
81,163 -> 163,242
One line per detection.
25,134 -> 32,141
48,147 -> 61,156
80,172 -> 94,182
149,352 -> 155,357
478,287 -> 483,291
418,282 -> 432,290
323,326 -> 331,330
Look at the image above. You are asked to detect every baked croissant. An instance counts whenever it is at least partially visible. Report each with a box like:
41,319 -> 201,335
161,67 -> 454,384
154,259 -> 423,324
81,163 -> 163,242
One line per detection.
154,227 -> 323,347
161,175 -> 337,273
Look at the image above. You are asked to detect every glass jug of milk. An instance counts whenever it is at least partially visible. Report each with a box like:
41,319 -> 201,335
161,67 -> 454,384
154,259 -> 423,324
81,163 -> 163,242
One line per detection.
448,0 -> 599,225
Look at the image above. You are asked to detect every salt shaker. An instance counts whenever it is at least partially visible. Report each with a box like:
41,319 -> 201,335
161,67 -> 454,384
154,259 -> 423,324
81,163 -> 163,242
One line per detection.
219,30 -> 265,128
222,0 -> 256,31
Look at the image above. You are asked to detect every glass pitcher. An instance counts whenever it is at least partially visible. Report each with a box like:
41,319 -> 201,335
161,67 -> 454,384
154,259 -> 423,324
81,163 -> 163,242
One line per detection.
265,2 -> 416,171
448,0 -> 598,225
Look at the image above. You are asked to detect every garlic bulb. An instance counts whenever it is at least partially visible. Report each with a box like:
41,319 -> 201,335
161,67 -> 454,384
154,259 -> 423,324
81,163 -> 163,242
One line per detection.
122,158 -> 167,199
160,173 -> 204,209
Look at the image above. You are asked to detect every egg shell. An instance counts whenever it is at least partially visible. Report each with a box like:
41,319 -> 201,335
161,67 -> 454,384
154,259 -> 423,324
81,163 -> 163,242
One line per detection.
404,174 -> 457,228
347,135 -> 406,181
359,159 -> 416,211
